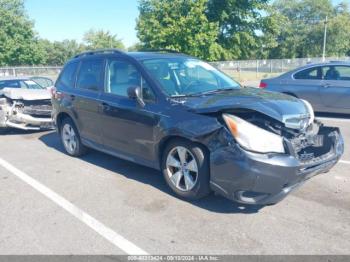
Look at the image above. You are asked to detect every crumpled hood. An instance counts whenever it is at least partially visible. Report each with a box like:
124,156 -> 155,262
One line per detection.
178,87 -> 309,123
1,88 -> 51,101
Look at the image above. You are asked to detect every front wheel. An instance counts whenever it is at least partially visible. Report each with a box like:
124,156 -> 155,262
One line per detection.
60,118 -> 87,157
162,139 -> 211,200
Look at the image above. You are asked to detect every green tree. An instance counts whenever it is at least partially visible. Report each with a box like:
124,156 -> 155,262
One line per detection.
128,42 -> 143,52
269,0 -> 350,58
83,29 -> 125,50
206,0 -> 278,59
39,39 -> 86,65
0,0 -> 45,66
136,0 -> 226,61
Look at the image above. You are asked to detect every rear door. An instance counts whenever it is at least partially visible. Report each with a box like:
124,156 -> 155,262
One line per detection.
99,57 -> 159,164
71,58 -> 105,144
320,65 -> 350,111
286,66 -> 323,108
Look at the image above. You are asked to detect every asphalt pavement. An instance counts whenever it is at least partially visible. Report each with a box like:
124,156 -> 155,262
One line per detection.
0,115 -> 349,255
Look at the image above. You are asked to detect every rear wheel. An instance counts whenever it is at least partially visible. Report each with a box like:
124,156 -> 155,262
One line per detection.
60,118 -> 87,157
162,139 -> 211,200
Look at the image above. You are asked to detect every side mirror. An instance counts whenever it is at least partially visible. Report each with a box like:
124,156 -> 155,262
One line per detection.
127,86 -> 145,107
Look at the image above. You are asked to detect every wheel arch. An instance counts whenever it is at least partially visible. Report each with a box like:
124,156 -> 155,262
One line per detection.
56,111 -> 78,134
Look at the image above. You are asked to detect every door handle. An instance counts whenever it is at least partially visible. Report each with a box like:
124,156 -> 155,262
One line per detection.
70,94 -> 76,100
323,83 -> 330,88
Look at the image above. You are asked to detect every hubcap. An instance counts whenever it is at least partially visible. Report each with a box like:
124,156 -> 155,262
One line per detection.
62,123 -> 77,154
166,146 -> 198,192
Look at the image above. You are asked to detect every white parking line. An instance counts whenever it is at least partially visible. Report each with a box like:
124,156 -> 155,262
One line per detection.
0,157 -> 148,255
317,117 -> 350,122
340,160 -> 350,165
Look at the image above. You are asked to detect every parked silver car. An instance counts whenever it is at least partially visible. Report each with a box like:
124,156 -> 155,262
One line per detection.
260,61 -> 350,114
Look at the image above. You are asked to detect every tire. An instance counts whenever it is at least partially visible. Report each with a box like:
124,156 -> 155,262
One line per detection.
60,117 -> 87,157
161,139 -> 211,200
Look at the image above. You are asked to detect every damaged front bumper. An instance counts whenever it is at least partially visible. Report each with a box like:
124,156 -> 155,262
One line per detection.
209,125 -> 344,205
0,100 -> 54,131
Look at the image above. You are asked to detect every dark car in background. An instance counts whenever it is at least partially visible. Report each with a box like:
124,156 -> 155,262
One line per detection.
52,49 -> 344,205
259,61 -> 350,114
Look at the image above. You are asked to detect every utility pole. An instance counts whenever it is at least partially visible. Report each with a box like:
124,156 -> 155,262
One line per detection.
322,16 -> 328,62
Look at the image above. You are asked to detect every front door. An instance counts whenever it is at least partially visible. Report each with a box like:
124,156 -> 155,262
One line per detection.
320,65 -> 350,111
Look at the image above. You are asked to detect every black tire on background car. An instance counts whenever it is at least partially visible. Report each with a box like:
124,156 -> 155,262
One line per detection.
60,117 -> 87,157
161,139 -> 211,200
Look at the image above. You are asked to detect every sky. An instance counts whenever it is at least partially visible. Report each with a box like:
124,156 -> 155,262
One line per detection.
25,0 -> 140,47
25,0 -> 346,48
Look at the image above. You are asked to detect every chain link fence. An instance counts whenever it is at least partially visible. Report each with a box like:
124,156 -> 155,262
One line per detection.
0,66 -> 62,80
212,56 -> 350,82
1,57 -> 349,82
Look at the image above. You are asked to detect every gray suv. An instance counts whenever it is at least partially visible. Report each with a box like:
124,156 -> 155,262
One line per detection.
260,61 -> 350,114
52,49 -> 344,205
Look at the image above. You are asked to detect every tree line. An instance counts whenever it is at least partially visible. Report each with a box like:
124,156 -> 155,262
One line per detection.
0,0 -> 349,66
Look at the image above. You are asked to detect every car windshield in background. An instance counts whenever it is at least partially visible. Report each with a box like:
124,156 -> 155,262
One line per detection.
0,79 -> 45,90
30,77 -> 54,88
143,58 -> 240,97
23,80 -> 45,89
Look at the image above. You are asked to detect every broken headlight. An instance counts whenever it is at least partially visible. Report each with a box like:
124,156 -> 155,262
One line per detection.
223,114 -> 285,154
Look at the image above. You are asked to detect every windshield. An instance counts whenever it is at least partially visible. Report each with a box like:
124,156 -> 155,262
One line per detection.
23,80 -> 45,89
143,58 -> 240,97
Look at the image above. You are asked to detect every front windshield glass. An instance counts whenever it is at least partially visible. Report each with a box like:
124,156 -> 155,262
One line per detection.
143,58 -> 240,97
23,80 -> 45,89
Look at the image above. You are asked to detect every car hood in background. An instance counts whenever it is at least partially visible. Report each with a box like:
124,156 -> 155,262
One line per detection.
179,87 -> 309,123
1,88 -> 51,101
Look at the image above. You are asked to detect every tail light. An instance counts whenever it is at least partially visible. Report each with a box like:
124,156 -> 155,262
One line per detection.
259,82 -> 267,88
51,86 -> 63,100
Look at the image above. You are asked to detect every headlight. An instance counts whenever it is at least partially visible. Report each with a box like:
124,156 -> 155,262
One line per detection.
301,99 -> 315,125
223,114 -> 285,154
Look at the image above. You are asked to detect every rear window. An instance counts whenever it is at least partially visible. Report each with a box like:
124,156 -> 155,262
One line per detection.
76,59 -> 104,91
56,62 -> 79,89
294,67 -> 321,80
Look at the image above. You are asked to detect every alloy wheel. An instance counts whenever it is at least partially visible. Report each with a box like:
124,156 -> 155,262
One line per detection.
62,123 -> 77,154
166,146 -> 198,192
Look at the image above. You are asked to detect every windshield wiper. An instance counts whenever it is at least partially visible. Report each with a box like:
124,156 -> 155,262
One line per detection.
170,87 -> 239,98
191,87 -> 239,96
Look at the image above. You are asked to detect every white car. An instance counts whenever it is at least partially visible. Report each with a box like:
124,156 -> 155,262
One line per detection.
0,77 -> 54,131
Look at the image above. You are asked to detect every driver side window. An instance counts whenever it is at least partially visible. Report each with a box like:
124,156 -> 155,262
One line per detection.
322,66 -> 350,81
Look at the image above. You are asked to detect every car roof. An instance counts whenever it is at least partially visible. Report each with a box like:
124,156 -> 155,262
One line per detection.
69,49 -> 193,63
297,60 -> 350,70
127,51 -> 192,60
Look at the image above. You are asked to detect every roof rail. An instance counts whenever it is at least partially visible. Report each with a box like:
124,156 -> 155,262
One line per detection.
74,48 -> 125,58
138,48 -> 185,54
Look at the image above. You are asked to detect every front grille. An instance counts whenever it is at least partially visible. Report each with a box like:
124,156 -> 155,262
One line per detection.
22,99 -> 52,106
23,105 -> 52,116
289,127 -> 338,164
